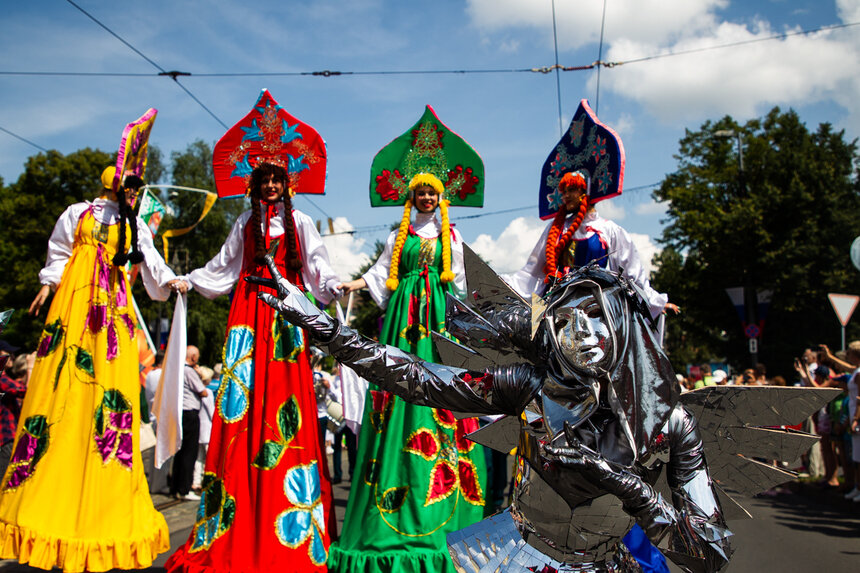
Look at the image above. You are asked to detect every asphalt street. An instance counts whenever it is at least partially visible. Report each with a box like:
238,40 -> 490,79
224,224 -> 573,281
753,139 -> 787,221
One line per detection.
0,458 -> 857,572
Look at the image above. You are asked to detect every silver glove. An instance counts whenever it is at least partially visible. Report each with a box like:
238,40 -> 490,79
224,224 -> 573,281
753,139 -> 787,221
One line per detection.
256,255 -> 338,342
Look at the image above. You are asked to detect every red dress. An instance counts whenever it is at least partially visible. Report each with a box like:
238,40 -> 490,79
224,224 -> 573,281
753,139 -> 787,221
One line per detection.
167,222 -> 335,573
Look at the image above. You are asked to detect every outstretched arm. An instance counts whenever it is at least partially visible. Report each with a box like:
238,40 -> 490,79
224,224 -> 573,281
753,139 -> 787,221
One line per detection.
256,255 -> 541,416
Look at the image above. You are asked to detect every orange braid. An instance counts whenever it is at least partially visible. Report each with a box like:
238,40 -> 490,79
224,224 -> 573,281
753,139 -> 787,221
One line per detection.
543,196 -> 589,283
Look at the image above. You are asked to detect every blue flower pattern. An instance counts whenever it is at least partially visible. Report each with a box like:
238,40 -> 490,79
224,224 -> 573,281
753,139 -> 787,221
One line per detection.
275,461 -> 327,565
217,326 -> 255,423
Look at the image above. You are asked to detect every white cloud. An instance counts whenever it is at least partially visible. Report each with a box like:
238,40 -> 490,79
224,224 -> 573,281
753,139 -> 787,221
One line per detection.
601,20 -> 860,124
467,0 -> 727,50
634,200 -> 668,216
629,232 -> 662,276
320,217 -> 372,280
596,201 -> 626,221
470,216 -> 546,274
467,0 -> 860,131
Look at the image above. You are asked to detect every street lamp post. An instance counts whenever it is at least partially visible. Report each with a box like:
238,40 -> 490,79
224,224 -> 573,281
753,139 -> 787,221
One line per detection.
715,129 -> 758,366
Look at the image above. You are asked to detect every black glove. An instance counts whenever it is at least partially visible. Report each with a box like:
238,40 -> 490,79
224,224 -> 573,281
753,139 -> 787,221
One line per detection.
256,255 -> 338,341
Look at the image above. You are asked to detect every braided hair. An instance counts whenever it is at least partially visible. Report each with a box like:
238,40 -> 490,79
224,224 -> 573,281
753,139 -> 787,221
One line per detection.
249,163 -> 301,270
543,171 -> 589,283
112,175 -> 144,267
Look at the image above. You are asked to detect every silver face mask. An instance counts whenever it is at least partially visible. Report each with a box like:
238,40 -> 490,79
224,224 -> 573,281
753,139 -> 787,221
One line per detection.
544,280 -> 617,379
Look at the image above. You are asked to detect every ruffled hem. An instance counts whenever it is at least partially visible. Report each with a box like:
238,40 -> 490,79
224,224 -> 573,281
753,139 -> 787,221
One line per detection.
165,545 -> 328,573
327,544 -> 456,573
0,516 -> 169,573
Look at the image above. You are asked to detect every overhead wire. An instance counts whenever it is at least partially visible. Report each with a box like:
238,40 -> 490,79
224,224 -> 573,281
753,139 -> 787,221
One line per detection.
0,126 -> 47,152
63,0 -> 227,129
595,0 -> 608,114
551,0 -> 563,137
2,20 -> 854,80
320,180 -> 661,238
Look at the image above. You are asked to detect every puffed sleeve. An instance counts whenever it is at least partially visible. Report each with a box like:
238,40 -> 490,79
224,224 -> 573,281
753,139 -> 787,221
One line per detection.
502,219 -> 552,299
187,211 -> 250,299
136,217 -> 177,302
603,221 -> 668,319
361,230 -> 398,310
293,210 -> 341,305
38,203 -> 89,288
450,227 -> 466,300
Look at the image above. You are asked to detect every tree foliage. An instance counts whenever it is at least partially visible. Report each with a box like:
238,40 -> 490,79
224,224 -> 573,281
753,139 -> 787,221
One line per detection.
0,148 -> 116,348
652,107 -> 860,376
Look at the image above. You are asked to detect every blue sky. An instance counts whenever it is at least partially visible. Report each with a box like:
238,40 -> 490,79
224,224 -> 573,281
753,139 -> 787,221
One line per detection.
1,0 -> 858,278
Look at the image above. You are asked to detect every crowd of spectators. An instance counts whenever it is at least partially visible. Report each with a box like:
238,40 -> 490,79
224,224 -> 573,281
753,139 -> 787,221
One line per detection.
676,343 -> 860,504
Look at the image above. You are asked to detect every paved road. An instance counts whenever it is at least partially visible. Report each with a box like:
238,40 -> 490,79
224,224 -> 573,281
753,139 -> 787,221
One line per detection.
1,472 -> 857,572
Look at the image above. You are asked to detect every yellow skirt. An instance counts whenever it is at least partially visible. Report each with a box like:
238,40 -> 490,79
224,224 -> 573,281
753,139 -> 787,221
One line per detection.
0,209 -> 169,571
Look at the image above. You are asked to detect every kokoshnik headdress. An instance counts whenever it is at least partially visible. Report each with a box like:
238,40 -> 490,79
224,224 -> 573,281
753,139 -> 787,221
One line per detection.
369,105 -> 484,290
538,100 -> 626,282
213,89 -> 327,199
213,89 -> 327,267
107,108 -> 158,267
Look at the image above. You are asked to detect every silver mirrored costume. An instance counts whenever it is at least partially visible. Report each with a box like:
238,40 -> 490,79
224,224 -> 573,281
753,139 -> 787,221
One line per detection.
256,250 -> 837,573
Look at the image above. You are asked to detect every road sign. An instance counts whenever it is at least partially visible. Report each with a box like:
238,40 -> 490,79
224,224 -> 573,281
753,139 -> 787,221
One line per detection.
749,338 -> 758,354
828,293 -> 859,327
744,324 -> 760,339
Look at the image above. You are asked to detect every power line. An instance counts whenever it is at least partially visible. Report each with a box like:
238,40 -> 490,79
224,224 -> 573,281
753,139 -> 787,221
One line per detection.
595,0 -> 608,115
64,0 -> 226,129
296,194 -> 335,221
551,0 -> 563,137
64,0 -> 166,73
3,20 -> 853,80
0,125 -> 47,152
607,21 -> 860,67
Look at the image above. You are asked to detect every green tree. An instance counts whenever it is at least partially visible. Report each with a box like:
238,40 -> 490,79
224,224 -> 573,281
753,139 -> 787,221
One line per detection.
652,107 -> 860,376
0,148 -> 116,348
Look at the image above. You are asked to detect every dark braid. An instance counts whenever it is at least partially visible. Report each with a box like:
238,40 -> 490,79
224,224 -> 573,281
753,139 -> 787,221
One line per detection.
250,191 -> 267,265
112,188 -> 130,266
282,195 -> 302,271
126,198 -> 144,264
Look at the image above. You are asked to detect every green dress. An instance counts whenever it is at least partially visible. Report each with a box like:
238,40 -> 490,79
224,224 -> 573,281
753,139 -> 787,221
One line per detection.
327,230 -> 486,573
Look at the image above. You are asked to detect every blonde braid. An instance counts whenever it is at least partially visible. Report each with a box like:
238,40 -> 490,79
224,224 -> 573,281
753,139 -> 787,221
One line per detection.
386,199 -> 413,291
439,199 -> 455,283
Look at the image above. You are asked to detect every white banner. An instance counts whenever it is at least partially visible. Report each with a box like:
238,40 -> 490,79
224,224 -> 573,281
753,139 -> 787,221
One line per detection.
336,301 -> 368,434
153,293 -> 187,468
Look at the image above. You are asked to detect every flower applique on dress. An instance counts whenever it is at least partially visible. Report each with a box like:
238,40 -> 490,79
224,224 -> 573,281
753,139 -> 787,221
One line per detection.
276,461 -> 327,565
217,326 -> 255,423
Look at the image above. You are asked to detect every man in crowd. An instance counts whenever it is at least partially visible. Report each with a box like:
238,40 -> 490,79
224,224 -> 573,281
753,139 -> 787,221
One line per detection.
171,345 -> 208,501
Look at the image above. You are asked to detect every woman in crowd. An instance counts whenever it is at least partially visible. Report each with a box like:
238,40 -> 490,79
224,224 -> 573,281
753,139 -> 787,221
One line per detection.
0,162 -> 181,572
332,107 -> 487,573
166,90 -> 341,573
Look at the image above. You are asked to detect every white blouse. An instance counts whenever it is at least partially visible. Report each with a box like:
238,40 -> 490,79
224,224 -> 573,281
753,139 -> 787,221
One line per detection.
39,198 -> 177,301
187,206 -> 341,304
362,211 -> 465,310
504,210 -> 668,318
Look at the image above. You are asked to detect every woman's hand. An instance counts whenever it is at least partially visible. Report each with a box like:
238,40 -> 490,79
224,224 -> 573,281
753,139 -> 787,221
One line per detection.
29,285 -> 52,316
337,278 -> 367,294
167,279 -> 189,294
664,302 -> 681,314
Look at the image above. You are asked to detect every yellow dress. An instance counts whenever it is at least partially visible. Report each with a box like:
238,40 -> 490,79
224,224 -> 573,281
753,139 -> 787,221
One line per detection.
0,204 -> 169,572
